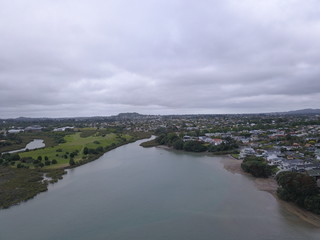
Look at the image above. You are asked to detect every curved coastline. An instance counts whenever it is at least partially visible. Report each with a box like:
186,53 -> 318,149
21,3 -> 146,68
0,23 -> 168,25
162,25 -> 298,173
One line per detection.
222,156 -> 320,228
154,144 -> 320,228
0,134 -> 152,209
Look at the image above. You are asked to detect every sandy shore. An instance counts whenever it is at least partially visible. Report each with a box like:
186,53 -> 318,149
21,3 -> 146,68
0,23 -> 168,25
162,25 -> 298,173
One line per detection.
156,145 -> 173,150
222,156 -> 320,228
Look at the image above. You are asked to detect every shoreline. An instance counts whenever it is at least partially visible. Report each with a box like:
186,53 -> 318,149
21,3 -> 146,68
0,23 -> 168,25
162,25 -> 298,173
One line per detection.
222,156 -> 320,228
1,135 -> 151,209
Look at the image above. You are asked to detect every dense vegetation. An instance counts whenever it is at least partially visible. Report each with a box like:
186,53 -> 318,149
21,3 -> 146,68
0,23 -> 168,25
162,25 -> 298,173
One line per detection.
9,132 -> 131,169
139,139 -> 159,148
276,172 -> 320,214
0,129 -> 151,209
0,166 -> 67,209
241,156 -> 274,178
0,167 -> 47,208
207,137 -> 239,154
150,132 -> 239,153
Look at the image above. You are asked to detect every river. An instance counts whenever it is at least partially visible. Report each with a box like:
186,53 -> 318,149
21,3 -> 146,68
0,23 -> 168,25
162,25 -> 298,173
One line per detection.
0,138 -> 319,240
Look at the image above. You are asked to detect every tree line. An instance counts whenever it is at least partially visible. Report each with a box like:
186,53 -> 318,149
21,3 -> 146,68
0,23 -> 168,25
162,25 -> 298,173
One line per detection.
276,171 -> 320,214
155,133 -> 238,153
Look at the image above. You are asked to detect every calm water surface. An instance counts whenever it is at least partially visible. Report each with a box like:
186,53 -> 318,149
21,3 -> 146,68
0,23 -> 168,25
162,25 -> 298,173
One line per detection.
0,139 -> 320,240
8,139 -> 45,154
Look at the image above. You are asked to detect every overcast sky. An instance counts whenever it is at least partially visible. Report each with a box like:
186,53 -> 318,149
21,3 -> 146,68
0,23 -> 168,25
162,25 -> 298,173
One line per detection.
1,0 -> 320,118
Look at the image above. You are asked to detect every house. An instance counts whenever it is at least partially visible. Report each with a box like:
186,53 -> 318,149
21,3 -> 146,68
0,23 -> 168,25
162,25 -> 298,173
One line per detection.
306,169 -> 320,181
212,138 -> 223,146
25,125 -> 42,132
53,126 -> 74,132
183,136 -> 198,142
8,129 -> 24,134
239,147 -> 256,159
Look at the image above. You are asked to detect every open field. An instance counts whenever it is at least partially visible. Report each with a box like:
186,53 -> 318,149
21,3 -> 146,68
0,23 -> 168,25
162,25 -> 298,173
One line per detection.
0,130 -> 151,208
19,132 -> 133,169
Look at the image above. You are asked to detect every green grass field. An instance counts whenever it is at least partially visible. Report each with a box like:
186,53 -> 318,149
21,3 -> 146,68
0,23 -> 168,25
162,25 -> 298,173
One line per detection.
0,130 -> 151,209
19,132 -> 132,169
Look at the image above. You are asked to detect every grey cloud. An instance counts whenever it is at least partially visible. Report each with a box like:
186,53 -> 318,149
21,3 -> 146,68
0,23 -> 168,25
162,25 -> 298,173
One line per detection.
1,0 -> 320,117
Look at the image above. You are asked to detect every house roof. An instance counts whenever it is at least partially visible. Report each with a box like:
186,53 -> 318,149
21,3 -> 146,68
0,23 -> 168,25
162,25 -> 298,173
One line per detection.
307,169 -> 320,177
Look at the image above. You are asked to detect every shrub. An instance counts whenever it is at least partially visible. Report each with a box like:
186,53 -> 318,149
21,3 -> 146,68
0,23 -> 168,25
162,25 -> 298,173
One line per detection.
69,158 -> 75,166
241,156 -> 272,178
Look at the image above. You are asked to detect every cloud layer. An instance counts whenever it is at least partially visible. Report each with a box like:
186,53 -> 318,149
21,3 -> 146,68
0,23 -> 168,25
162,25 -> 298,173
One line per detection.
1,0 -> 320,117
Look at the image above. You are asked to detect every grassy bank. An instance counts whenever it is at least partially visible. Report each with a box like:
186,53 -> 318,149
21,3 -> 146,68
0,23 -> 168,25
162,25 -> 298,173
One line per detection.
0,167 -> 67,209
18,132 -> 133,169
140,139 -> 159,148
0,167 -> 48,208
0,131 -> 151,209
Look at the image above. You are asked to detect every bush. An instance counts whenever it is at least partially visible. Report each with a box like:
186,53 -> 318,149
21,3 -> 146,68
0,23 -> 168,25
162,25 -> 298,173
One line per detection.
17,163 -> 24,168
276,172 -> 318,199
183,141 -> 207,152
276,171 -> 319,213
69,158 -> 75,166
304,195 -> 320,214
2,153 -> 20,162
172,139 -> 184,150
33,159 -> 40,165
241,156 -> 272,178
96,146 -> 104,153
83,147 -> 88,155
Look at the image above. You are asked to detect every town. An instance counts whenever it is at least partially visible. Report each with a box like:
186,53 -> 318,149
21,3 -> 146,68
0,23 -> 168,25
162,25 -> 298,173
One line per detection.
1,112 -> 320,179
1,111 -> 320,214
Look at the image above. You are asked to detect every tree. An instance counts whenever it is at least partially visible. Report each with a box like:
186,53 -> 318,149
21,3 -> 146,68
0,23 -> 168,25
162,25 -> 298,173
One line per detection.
276,172 -> 318,201
241,156 -> 272,178
173,139 -> 184,150
10,154 -> 20,161
304,195 -> 320,214
69,158 -> 75,166
183,141 -> 207,152
155,134 -> 167,145
33,159 -> 40,165
83,147 -> 88,155
96,146 -> 104,153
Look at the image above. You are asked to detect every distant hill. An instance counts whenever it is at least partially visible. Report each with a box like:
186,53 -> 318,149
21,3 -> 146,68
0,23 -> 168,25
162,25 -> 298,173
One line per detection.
111,112 -> 148,120
283,108 -> 320,115
2,109 -> 320,121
